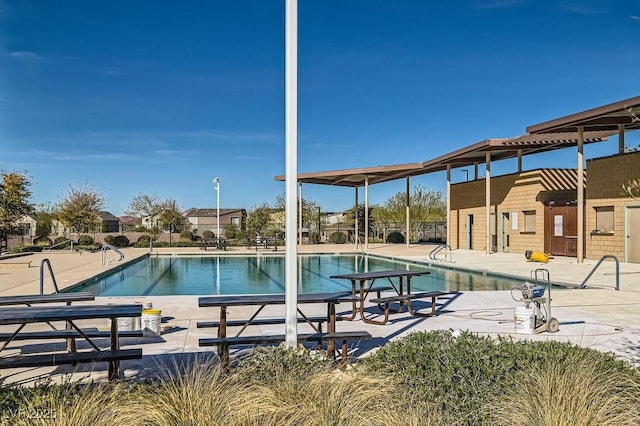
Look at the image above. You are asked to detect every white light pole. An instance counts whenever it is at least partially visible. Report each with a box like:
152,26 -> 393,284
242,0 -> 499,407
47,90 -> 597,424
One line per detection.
213,178 -> 220,239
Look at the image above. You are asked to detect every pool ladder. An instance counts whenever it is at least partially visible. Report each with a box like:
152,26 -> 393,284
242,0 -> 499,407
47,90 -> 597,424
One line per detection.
429,244 -> 452,262
579,255 -> 620,290
40,258 -> 61,294
102,244 -> 125,265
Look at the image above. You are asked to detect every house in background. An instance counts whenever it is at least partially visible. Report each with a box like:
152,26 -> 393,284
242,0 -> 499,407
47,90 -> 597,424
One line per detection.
97,211 -> 120,232
15,214 -> 38,240
184,208 -> 246,237
120,215 -> 142,231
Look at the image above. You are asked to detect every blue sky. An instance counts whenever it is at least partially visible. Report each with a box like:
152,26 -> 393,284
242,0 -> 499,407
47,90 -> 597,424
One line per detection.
1,0 -> 639,216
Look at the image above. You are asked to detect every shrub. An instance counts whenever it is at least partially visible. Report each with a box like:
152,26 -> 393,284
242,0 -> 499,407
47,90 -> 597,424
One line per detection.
493,350 -> 640,426
113,235 -> 129,247
10,245 -> 42,253
33,236 -> 52,246
135,235 -> 152,247
104,235 -> 129,247
386,232 -> 405,243
223,225 -> 237,239
310,232 -> 321,244
53,236 -> 68,245
77,234 -> 94,245
361,330 -> 640,425
179,230 -> 195,241
234,346 -> 334,386
202,230 -> 214,239
329,231 -> 347,244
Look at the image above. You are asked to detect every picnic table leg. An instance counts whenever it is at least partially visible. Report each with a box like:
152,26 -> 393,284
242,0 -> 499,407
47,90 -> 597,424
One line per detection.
108,316 -> 119,380
218,306 -> 229,371
65,321 -> 77,353
326,302 -> 336,357
358,279 -> 367,321
342,280 -> 357,321
65,301 -> 77,355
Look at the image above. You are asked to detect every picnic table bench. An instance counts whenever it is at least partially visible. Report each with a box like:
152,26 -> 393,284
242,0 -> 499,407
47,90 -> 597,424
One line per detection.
369,290 -> 453,319
0,304 -> 143,380
198,292 -> 369,369
200,238 -> 227,251
330,270 -> 432,325
246,238 -> 279,251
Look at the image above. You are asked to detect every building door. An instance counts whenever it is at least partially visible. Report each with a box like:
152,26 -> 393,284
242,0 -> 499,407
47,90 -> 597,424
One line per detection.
627,206 -> 640,263
466,214 -> 474,249
490,212 -> 497,253
545,205 -> 577,257
501,212 -> 510,253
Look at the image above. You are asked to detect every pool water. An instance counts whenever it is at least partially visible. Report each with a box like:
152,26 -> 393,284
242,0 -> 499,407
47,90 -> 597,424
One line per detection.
67,254 -> 528,297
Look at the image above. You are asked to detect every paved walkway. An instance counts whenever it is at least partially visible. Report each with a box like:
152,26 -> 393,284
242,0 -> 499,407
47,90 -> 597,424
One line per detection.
0,243 -> 639,384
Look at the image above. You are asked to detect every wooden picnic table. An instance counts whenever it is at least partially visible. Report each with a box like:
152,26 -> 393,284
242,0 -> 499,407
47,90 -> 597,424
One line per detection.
0,292 -> 95,307
0,304 -> 142,380
0,292 -> 97,353
330,269 -> 431,325
198,292 -> 362,368
246,238 -> 279,251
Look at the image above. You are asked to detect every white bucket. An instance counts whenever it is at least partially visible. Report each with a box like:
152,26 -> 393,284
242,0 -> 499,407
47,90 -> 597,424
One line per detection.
117,317 -> 135,331
142,309 -> 162,337
514,305 -> 535,334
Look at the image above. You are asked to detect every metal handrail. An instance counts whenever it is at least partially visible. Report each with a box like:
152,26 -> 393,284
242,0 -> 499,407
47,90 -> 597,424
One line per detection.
43,239 -> 74,252
39,258 -> 60,294
580,255 -> 619,290
101,244 -> 125,265
429,244 -> 452,262
356,238 -> 365,255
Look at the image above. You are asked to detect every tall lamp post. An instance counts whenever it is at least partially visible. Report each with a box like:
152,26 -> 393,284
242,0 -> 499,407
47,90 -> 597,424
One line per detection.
213,178 -> 220,239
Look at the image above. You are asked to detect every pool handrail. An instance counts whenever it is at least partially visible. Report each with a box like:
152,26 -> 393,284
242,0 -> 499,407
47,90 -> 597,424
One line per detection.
429,244 -> 452,262
101,244 -> 125,266
580,255 -> 619,290
39,258 -> 61,294
43,239 -> 74,252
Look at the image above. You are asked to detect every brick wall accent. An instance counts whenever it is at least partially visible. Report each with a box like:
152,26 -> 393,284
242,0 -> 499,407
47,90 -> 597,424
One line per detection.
586,151 -> 640,260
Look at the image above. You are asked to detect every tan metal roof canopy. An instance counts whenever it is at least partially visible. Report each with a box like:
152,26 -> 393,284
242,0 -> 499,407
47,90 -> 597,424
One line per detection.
527,95 -> 640,133
274,131 -> 612,187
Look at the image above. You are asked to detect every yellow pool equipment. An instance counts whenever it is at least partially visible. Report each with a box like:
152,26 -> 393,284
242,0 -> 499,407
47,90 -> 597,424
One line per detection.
525,250 -> 550,263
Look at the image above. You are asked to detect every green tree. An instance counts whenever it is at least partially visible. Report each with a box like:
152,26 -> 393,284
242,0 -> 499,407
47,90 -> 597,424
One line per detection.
35,203 -> 56,238
158,199 -> 185,233
345,205 -> 376,241
127,193 -> 164,229
246,203 -> 272,237
275,194 -> 320,228
0,171 -> 33,248
381,185 -> 446,242
275,194 -> 322,241
56,183 -> 105,236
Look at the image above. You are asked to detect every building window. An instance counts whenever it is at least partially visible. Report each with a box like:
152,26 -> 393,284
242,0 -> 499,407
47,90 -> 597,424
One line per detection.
594,206 -> 614,233
231,217 -> 240,226
523,210 -> 536,233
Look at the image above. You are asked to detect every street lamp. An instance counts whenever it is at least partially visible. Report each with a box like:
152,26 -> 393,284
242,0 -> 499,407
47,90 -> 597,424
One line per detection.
213,178 -> 220,239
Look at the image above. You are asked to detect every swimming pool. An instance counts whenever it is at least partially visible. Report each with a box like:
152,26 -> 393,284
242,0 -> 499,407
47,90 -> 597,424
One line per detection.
67,254 -> 529,296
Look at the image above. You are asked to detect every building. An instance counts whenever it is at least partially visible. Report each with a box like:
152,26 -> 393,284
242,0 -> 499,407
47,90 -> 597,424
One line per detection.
184,208 -> 246,237
97,211 -> 120,233
276,95 -> 640,263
